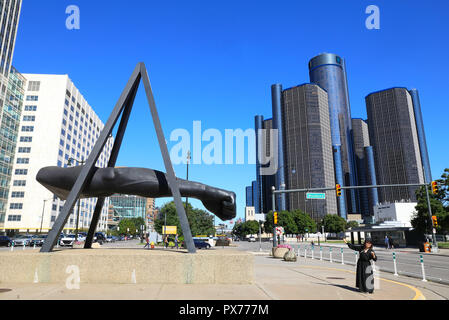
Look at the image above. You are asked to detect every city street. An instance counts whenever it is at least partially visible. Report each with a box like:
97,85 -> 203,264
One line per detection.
236,240 -> 449,284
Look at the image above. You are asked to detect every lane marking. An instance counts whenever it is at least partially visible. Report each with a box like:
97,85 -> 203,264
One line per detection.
296,265 -> 425,300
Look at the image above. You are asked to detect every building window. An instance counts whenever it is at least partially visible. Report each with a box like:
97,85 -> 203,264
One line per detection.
15,169 -> 28,175
13,180 -> 26,187
7,215 -> 22,222
9,203 -> 23,210
26,95 -> 38,101
16,158 -> 30,164
20,136 -> 33,142
27,81 -> 41,91
24,105 -> 37,111
23,115 -> 36,122
11,192 -> 25,198
21,126 -> 34,132
18,147 -> 31,153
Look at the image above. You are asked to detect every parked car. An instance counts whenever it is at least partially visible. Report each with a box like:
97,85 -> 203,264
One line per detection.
60,234 -> 76,247
106,236 -> 115,243
248,236 -> 256,242
12,235 -> 33,246
30,235 -> 48,247
0,235 -> 12,247
193,239 -> 211,249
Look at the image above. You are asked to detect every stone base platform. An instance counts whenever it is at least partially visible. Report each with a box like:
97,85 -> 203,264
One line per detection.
0,249 -> 254,285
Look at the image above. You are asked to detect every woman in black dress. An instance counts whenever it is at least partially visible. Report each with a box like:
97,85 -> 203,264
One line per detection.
343,238 -> 377,293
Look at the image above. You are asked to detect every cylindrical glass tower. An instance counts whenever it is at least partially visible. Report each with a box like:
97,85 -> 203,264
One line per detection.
271,84 -> 286,211
255,115 -> 264,214
309,53 -> 358,218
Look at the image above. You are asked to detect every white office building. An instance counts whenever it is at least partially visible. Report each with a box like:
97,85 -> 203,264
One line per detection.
374,202 -> 417,228
4,74 -> 114,233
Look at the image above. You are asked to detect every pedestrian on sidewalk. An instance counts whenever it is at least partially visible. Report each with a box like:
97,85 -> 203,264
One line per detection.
143,234 -> 150,249
388,236 -> 394,249
344,238 -> 377,294
164,234 -> 169,249
384,235 -> 390,249
175,233 -> 179,250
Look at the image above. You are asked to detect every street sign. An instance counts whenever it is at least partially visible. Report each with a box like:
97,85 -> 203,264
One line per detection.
163,226 -> 178,234
306,193 -> 326,200
275,227 -> 284,235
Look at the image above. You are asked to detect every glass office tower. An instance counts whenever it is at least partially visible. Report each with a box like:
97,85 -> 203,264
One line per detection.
271,84 -> 286,211
309,53 -> 358,219
409,89 -> 432,183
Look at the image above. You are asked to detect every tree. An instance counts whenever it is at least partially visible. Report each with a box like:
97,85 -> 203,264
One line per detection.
346,221 -> 359,229
412,186 -> 448,234
154,201 -> 215,237
436,168 -> 449,206
322,214 -> 346,234
232,220 -> 260,238
292,210 -> 317,234
117,217 -> 144,236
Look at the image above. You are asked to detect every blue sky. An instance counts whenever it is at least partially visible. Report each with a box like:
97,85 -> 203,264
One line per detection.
13,0 -> 449,224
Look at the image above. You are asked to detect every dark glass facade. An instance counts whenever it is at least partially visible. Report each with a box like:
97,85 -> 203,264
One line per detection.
281,84 -> 337,221
245,186 -> 253,207
366,88 -> 425,203
271,84 -> 286,211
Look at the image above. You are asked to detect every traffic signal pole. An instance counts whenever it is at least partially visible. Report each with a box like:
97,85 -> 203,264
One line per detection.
272,186 -> 277,248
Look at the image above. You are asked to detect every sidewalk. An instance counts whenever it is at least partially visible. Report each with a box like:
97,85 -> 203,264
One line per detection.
1,254 -> 446,300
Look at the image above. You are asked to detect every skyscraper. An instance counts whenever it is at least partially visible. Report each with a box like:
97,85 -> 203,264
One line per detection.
245,185 -> 253,207
4,74 -> 114,233
309,53 -> 358,218
0,0 -> 23,227
409,89 -> 432,183
0,0 -> 22,79
271,84 -> 286,211
352,118 -> 379,218
366,87 -> 425,203
281,84 -> 337,221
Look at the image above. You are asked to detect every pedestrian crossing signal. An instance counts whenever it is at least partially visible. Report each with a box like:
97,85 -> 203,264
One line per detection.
431,181 -> 439,195
336,184 -> 342,197
274,212 -> 278,225
432,215 -> 438,227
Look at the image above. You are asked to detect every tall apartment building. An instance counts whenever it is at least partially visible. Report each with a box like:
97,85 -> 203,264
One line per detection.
0,0 -> 23,227
365,87 -> 425,203
281,84 -> 337,221
309,53 -> 358,218
4,74 -> 114,233
245,185 -> 253,207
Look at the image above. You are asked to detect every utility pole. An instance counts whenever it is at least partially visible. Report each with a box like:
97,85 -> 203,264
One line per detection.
422,167 -> 438,252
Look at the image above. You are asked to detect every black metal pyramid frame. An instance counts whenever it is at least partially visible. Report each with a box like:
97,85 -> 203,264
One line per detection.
41,63 -> 196,253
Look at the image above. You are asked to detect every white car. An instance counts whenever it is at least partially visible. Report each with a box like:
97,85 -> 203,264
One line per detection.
60,234 -> 76,247
248,236 -> 256,242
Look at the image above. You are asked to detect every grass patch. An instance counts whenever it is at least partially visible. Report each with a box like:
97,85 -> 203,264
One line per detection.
437,242 -> 449,249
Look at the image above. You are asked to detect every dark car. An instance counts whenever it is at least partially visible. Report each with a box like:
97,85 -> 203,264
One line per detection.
30,235 -> 48,247
193,239 -> 211,249
0,236 -> 11,247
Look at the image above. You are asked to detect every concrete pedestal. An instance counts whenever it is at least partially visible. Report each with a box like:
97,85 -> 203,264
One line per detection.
0,249 -> 253,285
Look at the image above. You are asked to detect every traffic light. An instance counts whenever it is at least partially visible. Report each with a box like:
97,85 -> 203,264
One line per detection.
274,212 -> 278,225
431,181 -> 439,195
336,184 -> 342,197
432,215 -> 438,227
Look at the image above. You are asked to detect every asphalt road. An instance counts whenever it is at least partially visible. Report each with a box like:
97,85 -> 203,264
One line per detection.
235,240 -> 449,284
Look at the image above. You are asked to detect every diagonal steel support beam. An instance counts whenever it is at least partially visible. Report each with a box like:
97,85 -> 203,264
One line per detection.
140,63 -> 196,253
84,74 -> 140,249
41,64 -> 142,252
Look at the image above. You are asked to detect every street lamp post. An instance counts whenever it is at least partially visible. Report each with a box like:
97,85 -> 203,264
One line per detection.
271,186 -> 277,248
40,198 -> 52,233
